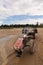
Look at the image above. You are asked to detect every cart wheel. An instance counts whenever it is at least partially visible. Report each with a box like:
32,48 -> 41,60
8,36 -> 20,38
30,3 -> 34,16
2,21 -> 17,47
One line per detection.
33,33 -> 35,39
29,39 -> 35,54
16,51 -> 22,57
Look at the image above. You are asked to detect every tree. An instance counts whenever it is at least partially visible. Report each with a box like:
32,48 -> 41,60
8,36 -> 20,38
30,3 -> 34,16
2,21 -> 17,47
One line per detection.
35,22 -> 38,27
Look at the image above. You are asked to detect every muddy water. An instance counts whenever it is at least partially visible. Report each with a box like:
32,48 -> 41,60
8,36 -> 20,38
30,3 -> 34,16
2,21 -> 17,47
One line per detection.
6,29 -> 43,65
0,28 -> 43,65
6,34 -> 43,65
0,35 -> 15,44
0,35 -> 16,65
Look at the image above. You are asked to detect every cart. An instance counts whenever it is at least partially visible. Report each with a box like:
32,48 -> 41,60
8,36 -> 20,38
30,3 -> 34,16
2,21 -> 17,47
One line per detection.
13,34 -> 35,57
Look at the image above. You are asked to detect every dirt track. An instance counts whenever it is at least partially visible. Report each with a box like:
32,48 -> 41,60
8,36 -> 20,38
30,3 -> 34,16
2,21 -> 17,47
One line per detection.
0,28 -> 43,65
6,28 -> 43,65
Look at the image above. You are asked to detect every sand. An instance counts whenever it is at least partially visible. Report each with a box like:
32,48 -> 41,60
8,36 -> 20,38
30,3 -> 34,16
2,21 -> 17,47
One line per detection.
0,28 -> 43,65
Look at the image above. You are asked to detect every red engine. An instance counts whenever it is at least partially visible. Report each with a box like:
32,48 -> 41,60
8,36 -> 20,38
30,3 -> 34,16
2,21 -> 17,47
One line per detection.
14,38 -> 23,51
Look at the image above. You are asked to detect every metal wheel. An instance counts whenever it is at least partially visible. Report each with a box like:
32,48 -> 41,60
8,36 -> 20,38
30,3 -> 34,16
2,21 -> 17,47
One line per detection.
29,39 -> 35,54
15,50 -> 22,57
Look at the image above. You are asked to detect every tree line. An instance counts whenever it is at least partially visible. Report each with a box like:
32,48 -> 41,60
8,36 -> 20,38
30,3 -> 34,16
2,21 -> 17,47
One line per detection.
0,23 -> 43,29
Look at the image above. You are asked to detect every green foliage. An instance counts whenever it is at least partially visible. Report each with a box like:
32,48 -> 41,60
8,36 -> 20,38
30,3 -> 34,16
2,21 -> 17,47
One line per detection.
0,23 -> 43,29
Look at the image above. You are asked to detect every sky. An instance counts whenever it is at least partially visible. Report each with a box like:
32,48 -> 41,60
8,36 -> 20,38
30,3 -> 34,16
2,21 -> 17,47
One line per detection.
0,0 -> 43,25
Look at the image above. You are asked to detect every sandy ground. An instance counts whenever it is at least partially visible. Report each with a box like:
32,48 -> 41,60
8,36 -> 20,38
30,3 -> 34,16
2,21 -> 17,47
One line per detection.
0,28 -> 43,65
0,28 -> 22,38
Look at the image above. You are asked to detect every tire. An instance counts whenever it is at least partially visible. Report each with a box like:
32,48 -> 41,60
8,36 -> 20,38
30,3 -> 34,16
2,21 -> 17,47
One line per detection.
29,39 -> 35,54
34,29 -> 38,33
16,50 -> 22,57
22,29 -> 24,34
33,33 -> 35,39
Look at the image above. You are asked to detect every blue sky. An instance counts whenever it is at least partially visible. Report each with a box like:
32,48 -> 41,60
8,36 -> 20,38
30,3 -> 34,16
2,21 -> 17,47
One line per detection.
0,0 -> 43,25
2,15 -> 43,25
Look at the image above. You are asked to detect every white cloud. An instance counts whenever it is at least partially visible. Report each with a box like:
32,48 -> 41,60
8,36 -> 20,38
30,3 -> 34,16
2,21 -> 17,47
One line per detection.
10,18 -> 43,25
37,19 -> 43,25
0,0 -> 43,16
0,21 -> 3,25
0,0 -> 43,24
